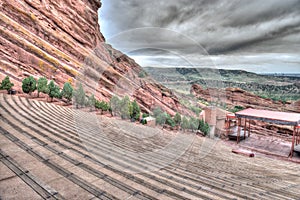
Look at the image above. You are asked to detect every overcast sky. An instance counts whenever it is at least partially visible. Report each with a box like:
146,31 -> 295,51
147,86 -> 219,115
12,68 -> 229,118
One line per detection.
98,0 -> 300,73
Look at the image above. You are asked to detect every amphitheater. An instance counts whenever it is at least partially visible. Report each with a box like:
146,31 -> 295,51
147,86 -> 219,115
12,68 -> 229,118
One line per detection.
1,93 -> 300,200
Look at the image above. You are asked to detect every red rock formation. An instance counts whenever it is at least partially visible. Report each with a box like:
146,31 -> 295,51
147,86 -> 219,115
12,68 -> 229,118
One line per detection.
0,0 -> 188,115
191,84 -> 299,113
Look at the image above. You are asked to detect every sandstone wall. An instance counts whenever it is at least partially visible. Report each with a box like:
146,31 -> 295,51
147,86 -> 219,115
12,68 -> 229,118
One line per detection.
0,0 -> 188,115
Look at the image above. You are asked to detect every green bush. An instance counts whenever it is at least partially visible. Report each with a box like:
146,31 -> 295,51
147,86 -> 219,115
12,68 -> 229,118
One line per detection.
156,112 -> 167,125
73,83 -> 86,107
141,118 -> 147,125
61,82 -> 73,103
37,77 -> 48,97
47,80 -> 60,101
95,100 -> 110,114
120,96 -> 132,119
110,95 -> 121,116
22,76 -> 36,95
190,106 -> 202,116
142,113 -> 149,118
173,112 -> 181,125
229,105 -> 244,113
189,117 -> 199,131
0,76 -> 14,92
153,107 -> 163,118
181,116 -> 190,130
87,94 -> 96,109
166,114 -> 176,127
131,100 -> 141,121
198,119 -> 210,136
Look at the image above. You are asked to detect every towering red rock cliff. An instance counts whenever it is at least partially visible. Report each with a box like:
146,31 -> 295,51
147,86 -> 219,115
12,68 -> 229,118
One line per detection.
0,0 -> 189,115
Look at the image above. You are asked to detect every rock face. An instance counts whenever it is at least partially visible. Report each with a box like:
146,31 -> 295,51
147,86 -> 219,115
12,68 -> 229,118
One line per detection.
191,84 -> 300,113
0,0 -> 187,115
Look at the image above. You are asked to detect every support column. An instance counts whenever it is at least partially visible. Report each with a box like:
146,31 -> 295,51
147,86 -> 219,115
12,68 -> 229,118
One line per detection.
244,119 -> 246,139
226,116 -> 229,136
296,125 -> 300,145
237,118 -> 241,143
290,126 -> 296,158
248,119 -> 251,137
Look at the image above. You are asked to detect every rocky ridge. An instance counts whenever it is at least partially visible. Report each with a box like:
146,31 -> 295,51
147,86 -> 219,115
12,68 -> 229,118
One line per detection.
191,84 -> 300,113
0,0 -> 190,115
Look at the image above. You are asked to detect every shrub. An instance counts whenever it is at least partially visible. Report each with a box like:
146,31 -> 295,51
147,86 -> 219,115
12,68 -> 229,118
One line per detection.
156,112 -> 167,125
141,118 -> 147,125
131,100 -> 141,121
47,80 -> 60,101
87,94 -> 96,109
190,106 -> 202,116
229,105 -> 244,113
120,96 -> 132,119
198,119 -> 210,136
22,76 -> 36,95
189,117 -> 199,131
37,77 -> 48,97
73,83 -> 86,107
153,107 -> 163,118
110,95 -> 121,116
181,116 -> 190,130
0,76 -> 14,93
173,112 -> 181,125
95,100 -> 110,114
166,114 -> 176,127
138,70 -> 148,78
61,82 -> 73,103
142,113 -> 149,118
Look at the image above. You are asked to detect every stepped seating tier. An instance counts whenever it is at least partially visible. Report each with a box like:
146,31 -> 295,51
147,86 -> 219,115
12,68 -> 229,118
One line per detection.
1,94 -> 300,200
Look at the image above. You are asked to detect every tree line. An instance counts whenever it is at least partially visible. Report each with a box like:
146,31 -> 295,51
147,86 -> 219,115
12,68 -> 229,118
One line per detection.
152,107 -> 210,135
1,76 -> 210,135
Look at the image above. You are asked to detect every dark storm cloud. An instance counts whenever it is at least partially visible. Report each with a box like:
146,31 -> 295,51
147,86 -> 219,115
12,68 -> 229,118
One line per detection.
99,0 -> 300,72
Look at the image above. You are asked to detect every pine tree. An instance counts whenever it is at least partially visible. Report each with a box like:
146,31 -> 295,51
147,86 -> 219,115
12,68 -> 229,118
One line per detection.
198,119 -> 210,136
181,116 -> 190,131
37,77 -> 48,97
87,94 -> 96,111
61,82 -> 73,103
153,107 -> 163,117
120,96 -> 131,119
156,112 -> 167,125
189,117 -> 199,132
73,83 -> 86,107
110,95 -> 121,116
173,112 -> 181,125
130,100 -> 141,121
95,100 -> 110,114
22,76 -> 36,96
47,80 -> 60,102
166,113 -> 176,127
0,76 -> 14,93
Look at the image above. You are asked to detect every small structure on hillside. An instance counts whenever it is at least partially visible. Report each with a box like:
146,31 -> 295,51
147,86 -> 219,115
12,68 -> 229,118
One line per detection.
144,116 -> 156,127
204,106 -> 217,126
203,106 -> 227,137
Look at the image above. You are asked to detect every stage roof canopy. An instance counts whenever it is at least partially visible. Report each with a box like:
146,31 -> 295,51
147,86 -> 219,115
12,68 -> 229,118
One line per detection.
235,108 -> 300,126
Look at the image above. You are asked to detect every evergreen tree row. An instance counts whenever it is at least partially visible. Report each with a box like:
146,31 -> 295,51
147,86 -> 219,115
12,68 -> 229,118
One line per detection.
152,107 -> 210,135
110,95 -> 141,121
21,76 -> 73,103
0,76 -> 209,134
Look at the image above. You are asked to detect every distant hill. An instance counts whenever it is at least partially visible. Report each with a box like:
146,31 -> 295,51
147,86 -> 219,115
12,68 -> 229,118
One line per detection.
259,73 -> 300,78
143,67 -> 300,101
